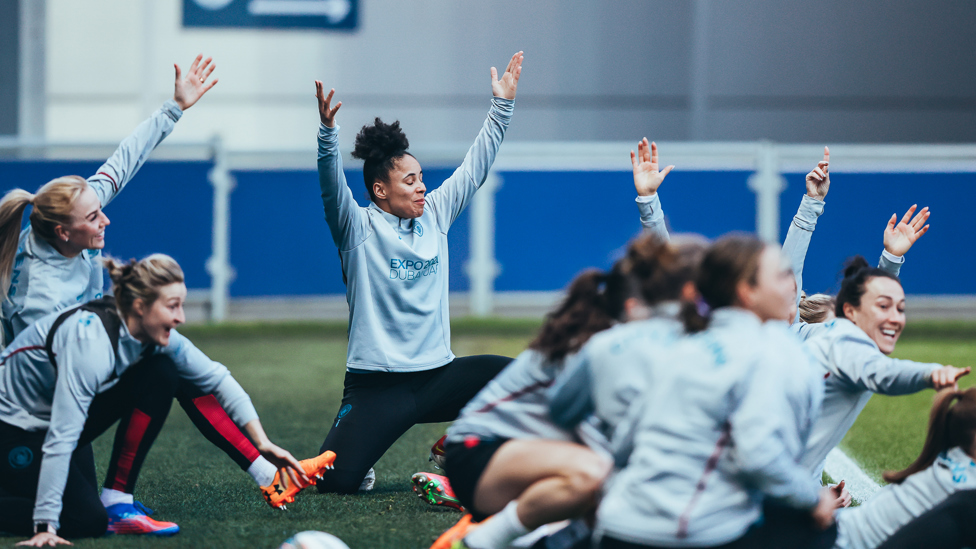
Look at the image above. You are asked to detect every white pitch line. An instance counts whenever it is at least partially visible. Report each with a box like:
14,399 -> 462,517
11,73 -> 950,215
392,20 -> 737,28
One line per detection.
825,447 -> 882,501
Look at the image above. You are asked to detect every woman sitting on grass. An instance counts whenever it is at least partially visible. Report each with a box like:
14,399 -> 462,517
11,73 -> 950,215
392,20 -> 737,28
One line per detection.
0,255 -> 318,546
833,388 -> 976,549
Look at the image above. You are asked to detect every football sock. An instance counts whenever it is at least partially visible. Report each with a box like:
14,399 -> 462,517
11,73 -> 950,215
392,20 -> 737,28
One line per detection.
100,487 -> 134,508
464,501 -> 529,549
248,456 -> 277,487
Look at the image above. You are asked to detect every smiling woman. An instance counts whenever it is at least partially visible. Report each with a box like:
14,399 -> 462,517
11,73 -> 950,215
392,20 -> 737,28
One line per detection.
0,254 -> 311,546
799,255 -> 972,481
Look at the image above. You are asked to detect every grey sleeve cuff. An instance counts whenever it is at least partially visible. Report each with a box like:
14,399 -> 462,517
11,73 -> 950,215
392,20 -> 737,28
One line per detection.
489,97 -> 515,122
792,195 -> 825,231
879,249 -> 905,277
161,99 -> 183,123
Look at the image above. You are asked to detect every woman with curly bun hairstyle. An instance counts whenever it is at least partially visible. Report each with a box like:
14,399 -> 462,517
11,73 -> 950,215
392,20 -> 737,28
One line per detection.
312,52 -> 523,495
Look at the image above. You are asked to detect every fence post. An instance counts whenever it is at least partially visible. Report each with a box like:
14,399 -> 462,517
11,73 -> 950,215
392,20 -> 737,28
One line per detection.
206,136 -> 235,322
466,171 -> 502,317
747,141 -> 786,243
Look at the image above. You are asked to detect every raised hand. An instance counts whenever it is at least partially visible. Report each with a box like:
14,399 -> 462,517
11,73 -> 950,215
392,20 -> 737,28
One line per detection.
805,146 -> 830,201
315,81 -> 342,128
16,532 -> 71,546
884,204 -> 931,257
631,138 -> 674,197
173,54 -> 217,111
491,51 -> 524,100
931,366 -> 971,390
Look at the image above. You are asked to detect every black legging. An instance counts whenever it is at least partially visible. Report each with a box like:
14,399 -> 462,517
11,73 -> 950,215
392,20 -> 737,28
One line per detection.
876,489 -> 976,549
0,354 -> 178,537
316,354 -> 511,494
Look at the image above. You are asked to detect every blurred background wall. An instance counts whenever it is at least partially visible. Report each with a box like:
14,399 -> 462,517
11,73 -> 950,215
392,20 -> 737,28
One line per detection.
6,0 -> 975,147
2,0 -> 975,321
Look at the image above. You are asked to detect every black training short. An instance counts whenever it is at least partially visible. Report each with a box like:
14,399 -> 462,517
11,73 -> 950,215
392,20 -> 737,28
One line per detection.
444,436 -> 509,521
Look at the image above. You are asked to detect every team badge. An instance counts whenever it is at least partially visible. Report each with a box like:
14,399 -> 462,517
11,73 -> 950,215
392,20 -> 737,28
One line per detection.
8,446 -> 33,469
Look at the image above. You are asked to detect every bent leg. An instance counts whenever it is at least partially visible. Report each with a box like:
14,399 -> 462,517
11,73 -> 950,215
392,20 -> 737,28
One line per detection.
416,355 -> 512,423
473,439 -> 611,529
86,354 -> 179,494
316,371 -> 421,494
176,379 -> 261,471
56,444 -> 108,538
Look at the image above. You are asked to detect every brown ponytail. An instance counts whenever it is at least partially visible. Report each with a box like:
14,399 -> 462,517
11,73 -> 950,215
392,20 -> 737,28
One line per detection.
883,388 -> 976,484
529,269 -> 615,363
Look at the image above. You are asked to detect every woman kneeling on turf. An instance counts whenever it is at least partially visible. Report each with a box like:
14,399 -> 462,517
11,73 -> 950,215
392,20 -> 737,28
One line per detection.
0,255 -> 318,545
313,53 -> 523,495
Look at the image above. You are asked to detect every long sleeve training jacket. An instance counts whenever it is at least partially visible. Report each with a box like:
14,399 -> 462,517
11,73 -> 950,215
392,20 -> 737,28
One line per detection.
2,101 -> 183,343
596,309 -> 823,547
801,318 -> 939,477
0,305 -> 256,530
835,447 -> 976,549
318,98 -> 514,372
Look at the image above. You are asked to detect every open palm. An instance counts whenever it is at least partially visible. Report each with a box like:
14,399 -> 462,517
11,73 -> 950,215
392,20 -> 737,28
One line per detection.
884,204 -> 930,257
491,51 -> 524,100
631,138 -> 673,196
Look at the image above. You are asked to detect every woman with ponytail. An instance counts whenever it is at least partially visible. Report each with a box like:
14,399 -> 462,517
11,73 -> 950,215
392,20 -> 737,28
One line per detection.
799,256 -> 970,480
311,53 -> 524,497
547,232 -> 705,446
595,234 -> 839,549
827,389 -> 976,549
430,233 -> 679,549
0,55 -> 217,343
0,254 -> 315,546
0,55 -> 306,522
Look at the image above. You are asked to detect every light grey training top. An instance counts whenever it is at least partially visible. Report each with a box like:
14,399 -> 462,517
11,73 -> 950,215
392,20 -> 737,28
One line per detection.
0,305 -> 257,529
596,309 -> 824,547
800,318 -> 939,478
317,98 -> 513,372
446,349 -> 580,444
548,304 -> 683,452
834,447 -> 976,549
2,101 -> 183,344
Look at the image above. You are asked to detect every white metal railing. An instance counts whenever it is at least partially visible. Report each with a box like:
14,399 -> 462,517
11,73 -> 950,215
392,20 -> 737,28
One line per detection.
0,136 -> 235,322
3,138 -> 976,320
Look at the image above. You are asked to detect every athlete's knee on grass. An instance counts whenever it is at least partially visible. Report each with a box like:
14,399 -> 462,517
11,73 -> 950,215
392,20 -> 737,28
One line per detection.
315,469 -> 366,495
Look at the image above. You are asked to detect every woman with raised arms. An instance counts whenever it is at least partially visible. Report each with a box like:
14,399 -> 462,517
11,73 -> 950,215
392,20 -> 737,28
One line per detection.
313,53 -> 523,495
800,256 -> 970,479
0,56 -> 323,532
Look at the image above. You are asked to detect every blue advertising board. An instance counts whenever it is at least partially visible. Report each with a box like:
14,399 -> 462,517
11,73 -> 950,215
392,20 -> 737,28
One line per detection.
183,0 -> 357,30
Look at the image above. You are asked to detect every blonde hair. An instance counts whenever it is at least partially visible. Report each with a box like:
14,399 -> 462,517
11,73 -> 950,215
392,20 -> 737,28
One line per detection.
103,254 -> 185,317
0,176 -> 89,297
799,292 -> 835,324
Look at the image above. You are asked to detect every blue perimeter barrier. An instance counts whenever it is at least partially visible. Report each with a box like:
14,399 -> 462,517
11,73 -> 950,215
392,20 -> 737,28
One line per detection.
1,160 -> 972,298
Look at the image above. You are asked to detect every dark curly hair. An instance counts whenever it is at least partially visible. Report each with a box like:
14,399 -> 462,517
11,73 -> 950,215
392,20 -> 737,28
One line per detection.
351,118 -> 412,202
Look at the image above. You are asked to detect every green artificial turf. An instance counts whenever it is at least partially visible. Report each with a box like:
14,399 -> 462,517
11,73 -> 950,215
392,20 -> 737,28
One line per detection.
0,319 -> 972,548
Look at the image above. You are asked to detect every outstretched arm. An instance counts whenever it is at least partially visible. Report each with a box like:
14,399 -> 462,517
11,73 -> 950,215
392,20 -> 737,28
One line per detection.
426,52 -> 523,229
632,138 -> 672,241
242,420 -> 310,491
314,82 -> 368,250
783,147 -> 830,323
89,54 -> 217,207
879,204 -> 930,277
